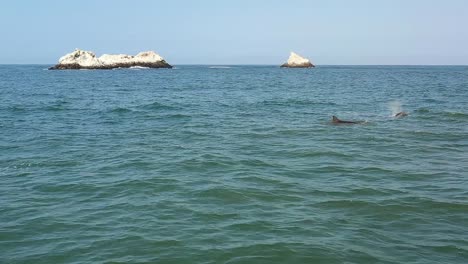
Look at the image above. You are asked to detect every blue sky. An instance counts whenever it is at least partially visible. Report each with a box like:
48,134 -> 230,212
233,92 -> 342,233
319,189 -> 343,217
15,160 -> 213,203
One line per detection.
0,0 -> 467,64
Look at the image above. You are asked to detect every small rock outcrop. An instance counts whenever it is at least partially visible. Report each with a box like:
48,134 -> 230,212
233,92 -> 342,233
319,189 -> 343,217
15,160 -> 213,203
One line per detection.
49,49 -> 172,70
281,52 -> 314,68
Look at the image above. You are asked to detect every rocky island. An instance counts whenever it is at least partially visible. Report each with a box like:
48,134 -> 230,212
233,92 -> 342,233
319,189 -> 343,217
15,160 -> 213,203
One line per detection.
281,52 -> 314,68
49,49 -> 172,70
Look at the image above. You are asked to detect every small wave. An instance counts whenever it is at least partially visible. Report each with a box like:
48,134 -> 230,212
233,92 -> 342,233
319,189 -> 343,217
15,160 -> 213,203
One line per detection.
414,108 -> 468,120
196,187 -> 250,203
403,129 -> 465,139
129,66 -> 150,69
348,187 -> 394,197
162,113 -> 191,119
180,155 -> 235,170
442,111 -> 468,119
225,220 -> 274,232
6,105 -> 27,112
44,105 -> 66,111
423,98 -> 445,103
43,100 -> 71,111
357,166 -> 398,174
414,107 -> 430,113
138,101 -> 177,110
291,149 -> 354,159
209,66 -> 232,69
259,99 -> 336,107
239,158 -> 280,168
315,199 -> 378,210
109,107 -> 133,113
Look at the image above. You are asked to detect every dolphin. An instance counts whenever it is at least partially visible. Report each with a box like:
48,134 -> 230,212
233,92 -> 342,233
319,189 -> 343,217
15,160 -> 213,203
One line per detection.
332,116 -> 362,124
395,111 -> 408,118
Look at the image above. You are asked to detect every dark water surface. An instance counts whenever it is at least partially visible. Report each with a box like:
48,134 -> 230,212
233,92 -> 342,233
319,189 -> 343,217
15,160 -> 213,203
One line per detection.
1,65 -> 467,263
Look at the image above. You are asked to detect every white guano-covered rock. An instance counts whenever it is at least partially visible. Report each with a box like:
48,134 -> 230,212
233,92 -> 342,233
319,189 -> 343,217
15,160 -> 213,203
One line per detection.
133,51 -> 164,63
281,52 -> 314,68
50,49 -> 172,69
58,49 -> 103,68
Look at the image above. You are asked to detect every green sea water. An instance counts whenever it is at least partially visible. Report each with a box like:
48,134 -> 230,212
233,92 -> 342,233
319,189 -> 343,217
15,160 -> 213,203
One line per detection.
1,65 -> 467,263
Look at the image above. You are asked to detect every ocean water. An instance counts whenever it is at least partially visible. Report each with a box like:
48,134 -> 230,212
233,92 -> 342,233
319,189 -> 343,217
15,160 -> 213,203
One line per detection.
1,65 -> 467,264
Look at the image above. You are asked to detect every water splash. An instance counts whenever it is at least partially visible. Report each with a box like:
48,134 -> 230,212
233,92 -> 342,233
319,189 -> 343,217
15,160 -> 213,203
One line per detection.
389,100 -> 403,116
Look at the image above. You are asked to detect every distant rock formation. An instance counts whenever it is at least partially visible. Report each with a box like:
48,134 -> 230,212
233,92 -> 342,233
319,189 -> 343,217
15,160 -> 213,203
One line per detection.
281,52 -> 314,68
49,49 -> 172,70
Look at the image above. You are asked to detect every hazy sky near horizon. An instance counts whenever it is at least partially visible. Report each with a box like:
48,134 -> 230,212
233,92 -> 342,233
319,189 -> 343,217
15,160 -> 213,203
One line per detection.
1,0 -> 467,65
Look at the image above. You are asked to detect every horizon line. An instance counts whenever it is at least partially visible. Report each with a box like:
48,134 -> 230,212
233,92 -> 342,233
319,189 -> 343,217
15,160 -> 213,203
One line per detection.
1,63 -> 467,66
